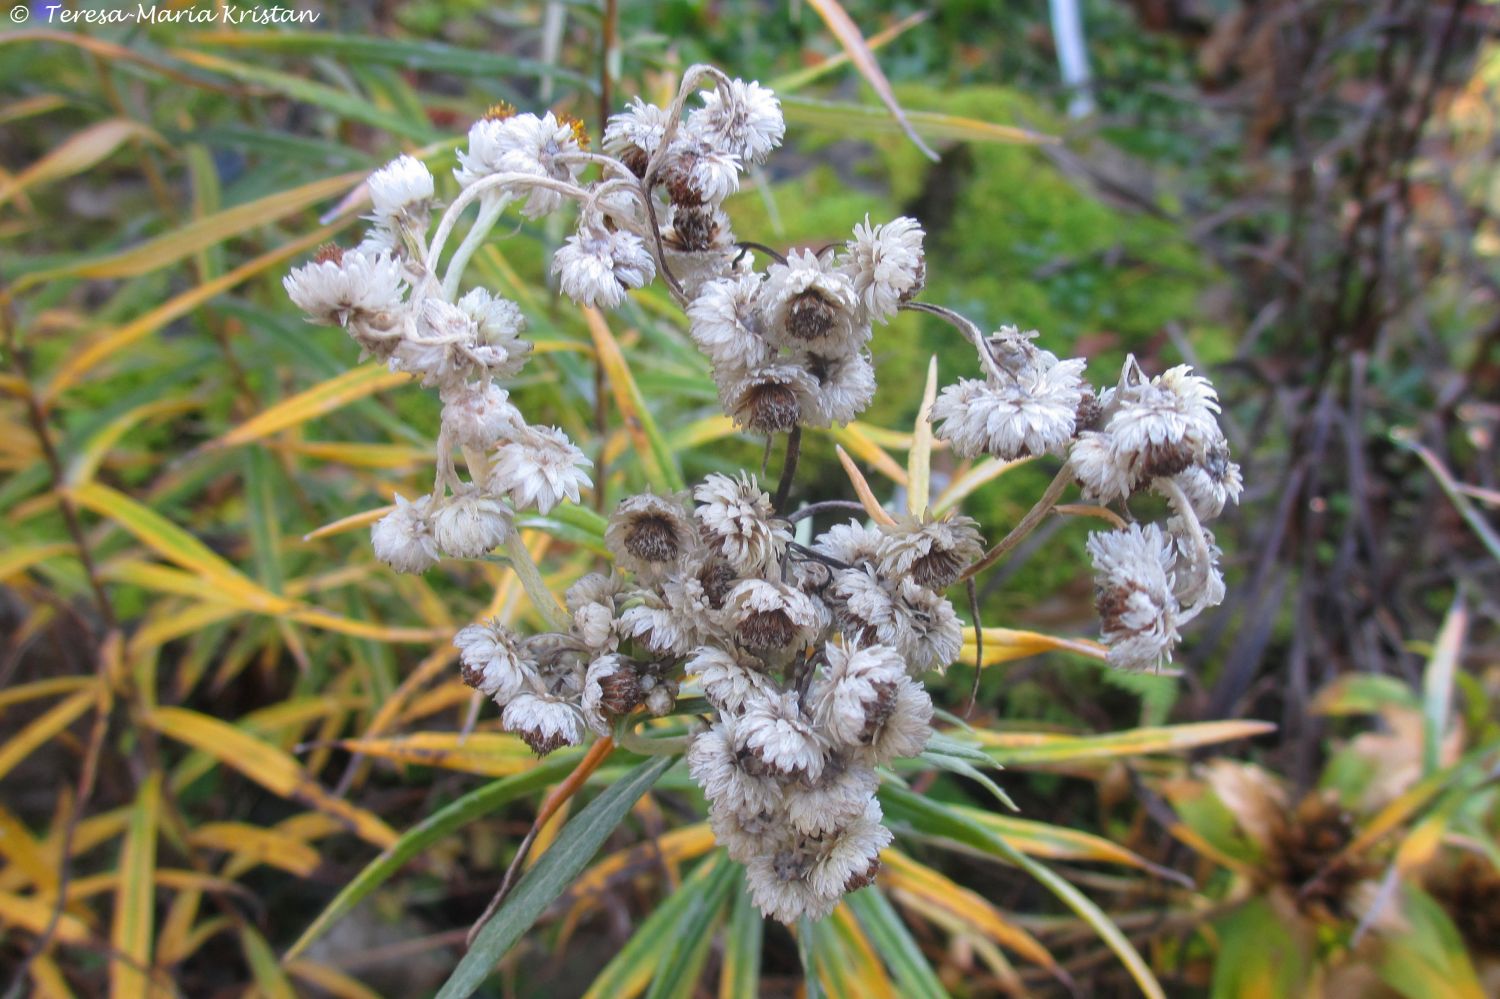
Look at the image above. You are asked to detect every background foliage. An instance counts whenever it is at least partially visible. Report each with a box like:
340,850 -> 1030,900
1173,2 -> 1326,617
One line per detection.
1,0 -> 1496,996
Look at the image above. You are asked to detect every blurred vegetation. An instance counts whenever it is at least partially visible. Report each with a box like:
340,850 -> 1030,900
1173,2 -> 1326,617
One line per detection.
1,0 -> 1497,996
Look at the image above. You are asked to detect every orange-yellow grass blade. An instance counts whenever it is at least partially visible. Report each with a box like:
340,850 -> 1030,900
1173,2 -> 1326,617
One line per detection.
0,889 -> 91,945
971,720 -> 1277,766
907,356 -> 938,516
583,307 -> 683,493
0,687 -> 94,782
835,445 -> 896,526
12,169 -> 362,292
932,455 -> 1034,515
960,625 -> 1108,666
882,848 -> 1059,971
304,505 -> 391,541
111,772 -> 160,999
0,119 -> 164,208
44,223 -> 342,400
831,423 -> 908,485
804,0 -> 938,161
331,732 -> 537,778
146,707 -> 397,848
187,823 -> 320,878
206,364 -> 411,451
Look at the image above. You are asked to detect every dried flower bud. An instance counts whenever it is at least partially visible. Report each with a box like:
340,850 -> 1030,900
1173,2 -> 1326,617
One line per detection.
371,493 -> 440,574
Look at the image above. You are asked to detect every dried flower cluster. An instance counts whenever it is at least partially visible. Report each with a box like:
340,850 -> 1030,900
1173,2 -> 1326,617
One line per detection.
287,64 -> 1239,924
932,327 -> 1241,671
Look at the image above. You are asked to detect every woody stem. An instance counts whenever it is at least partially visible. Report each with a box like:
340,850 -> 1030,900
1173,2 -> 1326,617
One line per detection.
958,463 -> 1073,583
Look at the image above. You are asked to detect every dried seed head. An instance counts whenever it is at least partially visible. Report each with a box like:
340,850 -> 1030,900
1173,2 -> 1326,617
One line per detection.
605,493 -> 696,576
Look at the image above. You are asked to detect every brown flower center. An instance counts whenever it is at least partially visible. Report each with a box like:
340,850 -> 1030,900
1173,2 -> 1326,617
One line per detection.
912,547 -> 966,590
745,381 -> 801,434
738,608 -> 796,649
624,514 -> 681,563
786,291 -> 836,341
842,856 -> 881,893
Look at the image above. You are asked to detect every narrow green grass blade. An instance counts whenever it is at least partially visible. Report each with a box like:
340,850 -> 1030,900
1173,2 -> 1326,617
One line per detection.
436,754 -> 675,999
718,875 -> 762,999
645,858 -> 736,999
846,888 -> 949,999
285,752 -> 582,959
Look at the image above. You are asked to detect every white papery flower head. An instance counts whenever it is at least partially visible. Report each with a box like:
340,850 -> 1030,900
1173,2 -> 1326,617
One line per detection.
454,110 -> 586,216
1070,430 -> 1135,504
829,566 -> 901,647
932,359 -> 1088,461
432,489 -> 512,559
1105,361 -> 1224,484
859,676 -> 933,764
1086,522 -> 1182,671
284,246 -> 407,330
502,692 -> 584,755
440,381 -> 523,449
782,756 -> 878,837
687,77 -> 785,164
738,690 -> 827,780
1168,517 -> 1227,610
565,571 -> 625,651
810,640 -> 907,748
602,97 -> 670,175
875,513 -> 985,591
891,578 -> 964,675
457,287 -> 532,378
841,215 -> 925,322
800,349 -> 877,427
684,645 -> 777,716
618,572 -> 718,657
814,520 -> 884,568
688,721 -> 783,817
693,472 -> 790,576
743,846 -> 841,925
453,618 -> 537,702
552,223 -> 656,309
1159,437 -> 1243,522
581,654 -> 641,736
722,578 -> 821,651
366,154 -> 435,234
687,274 -> 773,370
491,426 -> 593,514
720,362 -> 822,436
709,804 -> 780,864
390,297 -> 479,385
804,797 -> 891,898
661,138 -> 741,205
370,493 -> 439,574
763,249 -> 866,354
605,492 -> 697,576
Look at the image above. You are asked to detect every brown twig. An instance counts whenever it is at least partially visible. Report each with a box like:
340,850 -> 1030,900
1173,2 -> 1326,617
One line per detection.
957,464 -> 1073,584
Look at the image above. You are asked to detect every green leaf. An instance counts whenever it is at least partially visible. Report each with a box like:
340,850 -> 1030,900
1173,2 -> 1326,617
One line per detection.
919,748 -> 1016,812
1209,898 -> 1314,999
846,888 -> 949,999
797,915 -> 824,999
1373,886 -> 1486,999
645,858 -> 736,999
286,752 -> 582,959
435,754 -> 675,999
881,785 -> 1165,999
718,876 -> 763,999
1421,598 -> 1465,775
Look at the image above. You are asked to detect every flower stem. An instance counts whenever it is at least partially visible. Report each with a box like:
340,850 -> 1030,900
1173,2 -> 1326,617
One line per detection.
614,717 -> 691,756
442,197 -> 505,299
958,463 -> 1073,583
773,425 -> 801,513
900,301 -> 1007,384
502,531 -> 571,632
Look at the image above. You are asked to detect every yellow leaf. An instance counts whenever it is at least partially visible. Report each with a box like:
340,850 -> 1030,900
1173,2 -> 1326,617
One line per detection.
971,720 -> 1277,765
0,687 -> 95,782
303,505 -> 391,541
280,439 -> 431,469
332,732 -> 537,778
65,397 -> 201,487
146,707 -> 397,848
0,119 -> 163,207
209,363 -> 411,450
932,456 -> 1034,514
803,0 -> 938,160
44,223 -> 341,399
0,542 -> 73,581
188,823 -> 321,878
70,482 -> 292,613
0,888 -> 91,944
835,445 -> 896,526
111,772 -> 160,999
0,676 -> 90,712
583,307 -> 682,492
882,848 -> 1058,970
830,424 -> 907,486
960,626 -> 1109,665
14,169 -> 363,291
287,961 -> 383,999
0,805 -> 56,894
